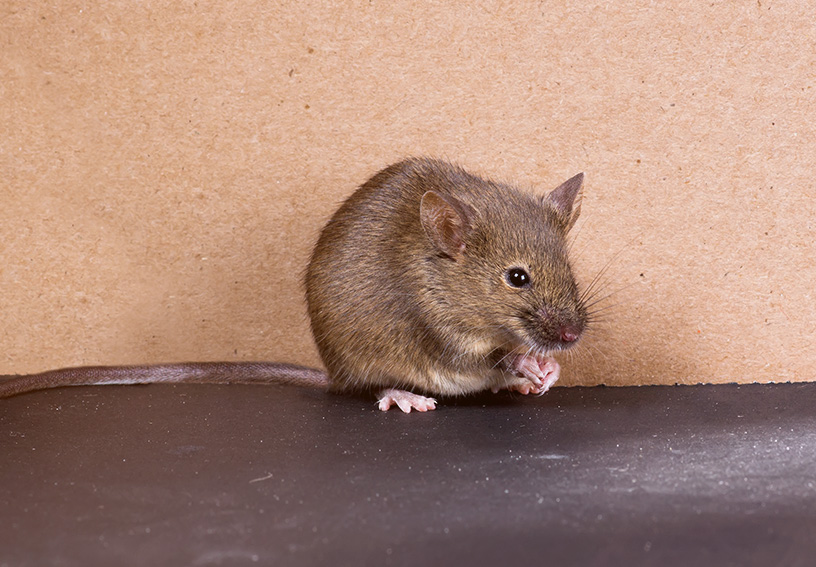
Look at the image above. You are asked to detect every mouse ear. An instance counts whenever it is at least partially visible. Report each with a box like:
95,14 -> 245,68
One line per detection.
420,191 -> 472,260
543,172 -> 584,232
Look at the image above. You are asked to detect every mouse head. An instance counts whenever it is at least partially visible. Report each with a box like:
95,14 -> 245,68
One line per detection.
419,172 -> 587,354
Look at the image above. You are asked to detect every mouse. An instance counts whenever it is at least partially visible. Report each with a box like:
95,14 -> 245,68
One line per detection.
0,157 -> 588,413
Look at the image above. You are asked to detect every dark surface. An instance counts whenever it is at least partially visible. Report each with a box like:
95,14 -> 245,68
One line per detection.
2,382 -> 816,567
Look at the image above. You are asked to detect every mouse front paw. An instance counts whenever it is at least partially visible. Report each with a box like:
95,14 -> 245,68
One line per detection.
492,376 -> 544,395
377,388 -> 437,413
498,354 -> 560,396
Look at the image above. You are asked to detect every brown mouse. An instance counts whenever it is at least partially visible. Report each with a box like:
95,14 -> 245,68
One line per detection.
0,158 -> 587,413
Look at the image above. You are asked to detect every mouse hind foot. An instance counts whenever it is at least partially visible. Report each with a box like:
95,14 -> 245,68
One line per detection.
377,388 -> 437,413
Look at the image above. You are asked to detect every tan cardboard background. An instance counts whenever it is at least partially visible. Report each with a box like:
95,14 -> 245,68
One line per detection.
2,1 -> 814,386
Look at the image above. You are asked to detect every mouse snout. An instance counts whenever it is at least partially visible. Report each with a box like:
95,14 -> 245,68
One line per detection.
560,323 -> 582,343
538,307 -> 584,347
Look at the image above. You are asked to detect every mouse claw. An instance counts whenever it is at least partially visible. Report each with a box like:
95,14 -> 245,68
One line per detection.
508,354 -> 561,395
378,389 -> 437,413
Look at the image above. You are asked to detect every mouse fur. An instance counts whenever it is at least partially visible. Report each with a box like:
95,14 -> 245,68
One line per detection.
305,157 -> 587,402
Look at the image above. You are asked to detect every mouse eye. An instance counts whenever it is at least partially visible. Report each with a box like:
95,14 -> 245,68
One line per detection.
505,267 -> 531,289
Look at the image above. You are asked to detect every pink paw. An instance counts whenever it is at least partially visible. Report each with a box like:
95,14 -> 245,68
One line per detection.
378,389 -> 437,413
494,354 -> 560,396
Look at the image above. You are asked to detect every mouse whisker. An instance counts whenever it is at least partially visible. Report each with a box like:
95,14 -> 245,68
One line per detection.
585,302 -> 623,318
490,342 -> 520,372
578,232 -> 641,301
582,284 -> 635,316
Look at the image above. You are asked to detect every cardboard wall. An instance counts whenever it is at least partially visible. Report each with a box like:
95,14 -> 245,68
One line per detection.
2,1 -> 814,385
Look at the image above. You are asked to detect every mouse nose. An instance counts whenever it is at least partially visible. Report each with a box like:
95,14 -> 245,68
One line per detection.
539,307 -> 584,345
558,321 -> 583,343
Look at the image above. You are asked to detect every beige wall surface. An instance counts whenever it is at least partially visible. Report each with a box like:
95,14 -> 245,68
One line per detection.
2,2 -> 814,385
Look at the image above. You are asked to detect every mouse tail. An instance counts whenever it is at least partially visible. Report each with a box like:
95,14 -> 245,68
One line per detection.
0,362 -> 329,398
